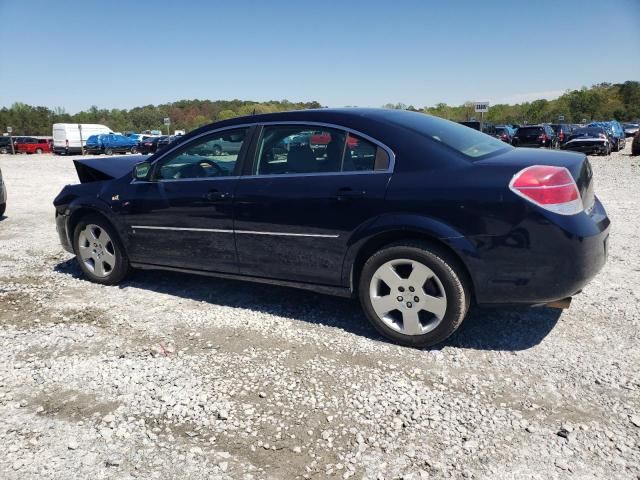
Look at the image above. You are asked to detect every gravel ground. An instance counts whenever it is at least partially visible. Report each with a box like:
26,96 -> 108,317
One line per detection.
0,145 -> 638,480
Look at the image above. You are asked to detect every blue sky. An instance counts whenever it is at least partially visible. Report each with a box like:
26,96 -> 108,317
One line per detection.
0,0 -> 638,112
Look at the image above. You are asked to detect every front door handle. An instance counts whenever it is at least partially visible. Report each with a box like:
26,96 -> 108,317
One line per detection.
336,188 -> 366,200
204,190 -> 230,202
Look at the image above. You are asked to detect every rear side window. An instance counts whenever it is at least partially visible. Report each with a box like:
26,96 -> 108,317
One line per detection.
255,125 -> 389,175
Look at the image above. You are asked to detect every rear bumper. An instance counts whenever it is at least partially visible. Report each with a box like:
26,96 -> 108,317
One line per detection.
468,198 -> 610,305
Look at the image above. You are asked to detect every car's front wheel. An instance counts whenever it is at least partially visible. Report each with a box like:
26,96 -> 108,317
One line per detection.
359,241 -> 469,348
73,215 -> 130,285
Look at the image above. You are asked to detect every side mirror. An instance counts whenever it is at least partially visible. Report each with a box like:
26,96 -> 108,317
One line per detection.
133,161 -> 151,181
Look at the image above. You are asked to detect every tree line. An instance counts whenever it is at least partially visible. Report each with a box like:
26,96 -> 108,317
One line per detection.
385,81 -> 640,125
1,81 -> 638,136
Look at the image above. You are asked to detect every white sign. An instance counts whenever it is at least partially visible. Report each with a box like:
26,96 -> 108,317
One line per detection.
558,115 -> 565,121
474,102 -> 490,113
163,117 -> 171,126
6,126 -> 12,133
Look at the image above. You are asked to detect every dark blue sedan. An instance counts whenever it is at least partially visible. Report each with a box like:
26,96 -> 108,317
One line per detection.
53,109 -> 610,347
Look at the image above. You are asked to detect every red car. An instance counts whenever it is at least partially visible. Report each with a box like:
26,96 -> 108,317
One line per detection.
16,137 -> 52,154
310,130 -> 360,149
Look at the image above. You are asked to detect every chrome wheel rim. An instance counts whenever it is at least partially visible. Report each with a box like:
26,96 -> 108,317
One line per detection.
78,224 -> 117,278
369,258 -> 447,336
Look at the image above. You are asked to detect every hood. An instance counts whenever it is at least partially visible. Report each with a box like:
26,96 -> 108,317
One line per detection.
74,155 -> 146,183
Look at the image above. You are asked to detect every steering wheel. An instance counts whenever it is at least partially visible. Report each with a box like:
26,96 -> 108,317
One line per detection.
195,158 -> 224,177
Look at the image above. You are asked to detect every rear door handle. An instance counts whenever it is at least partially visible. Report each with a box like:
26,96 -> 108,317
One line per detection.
336,188 -> 366,200
204,190 -> 230,202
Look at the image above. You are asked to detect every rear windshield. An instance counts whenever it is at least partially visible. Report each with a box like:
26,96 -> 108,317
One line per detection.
571,128 -> 604,137
391,113 -> 510,159
516,127 -> 543,134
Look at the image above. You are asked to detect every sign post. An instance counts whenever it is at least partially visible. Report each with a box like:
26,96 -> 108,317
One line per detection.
474,102 -> 490,132
7,126 -> 14,155
78,124 -> 84,156
164,117 -> 171,136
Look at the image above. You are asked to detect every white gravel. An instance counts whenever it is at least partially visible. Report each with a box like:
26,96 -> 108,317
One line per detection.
0,146 -> 638,479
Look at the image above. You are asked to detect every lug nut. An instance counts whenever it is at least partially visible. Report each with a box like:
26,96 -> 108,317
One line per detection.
397,296 -> 403,302
414,296 -> 419,302
406,302 -> 413,308
409,286 -> 415,292
398,287 -> 405,292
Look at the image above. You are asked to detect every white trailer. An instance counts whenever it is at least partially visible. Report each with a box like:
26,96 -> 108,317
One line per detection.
52,123 -> 113,155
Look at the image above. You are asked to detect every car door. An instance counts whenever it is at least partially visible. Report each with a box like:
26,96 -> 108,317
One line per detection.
121,126 -> 254,273
233,124 -> 393,286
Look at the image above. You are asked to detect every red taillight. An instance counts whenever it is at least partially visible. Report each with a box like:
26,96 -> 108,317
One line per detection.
509,165 -> 583,215
559,132 -> 565,141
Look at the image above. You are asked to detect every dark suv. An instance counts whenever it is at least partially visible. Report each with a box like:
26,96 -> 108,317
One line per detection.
0,137 -> 13,154
512,125 -> 558,148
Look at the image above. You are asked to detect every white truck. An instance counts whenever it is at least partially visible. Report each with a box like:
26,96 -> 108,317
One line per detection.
52,123 -> 113,155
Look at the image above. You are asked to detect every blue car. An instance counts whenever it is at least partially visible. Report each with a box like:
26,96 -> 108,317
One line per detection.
587,121 -> 626,152
53,109 -> 610,348
85,134 -> 139,155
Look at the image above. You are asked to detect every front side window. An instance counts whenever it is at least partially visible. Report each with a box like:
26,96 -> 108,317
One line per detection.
155,128 -> 248,180
255,125 -> 389,175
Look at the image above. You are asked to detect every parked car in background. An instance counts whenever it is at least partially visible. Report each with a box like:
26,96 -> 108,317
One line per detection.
550,124 -> 573,146
494,126 -> 513,144
156,135 -> 180,151
0,137 -> 13,154
512,125 -> 558,148
623,123 -> 639,137
459,121 -> 480,130
0,165 -> 6,216
138,136 -> 167,154
560,127 -> 611,155
127,133 -> 154,143
84,134 -> 138,155
15,137 -> 52,154
587,121 -> 625,151
53,123 -> 113,155
632,130 -> 640,156
53,108 -> 609,348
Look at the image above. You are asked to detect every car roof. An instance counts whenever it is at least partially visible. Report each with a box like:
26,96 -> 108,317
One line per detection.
182,108 -> 439,146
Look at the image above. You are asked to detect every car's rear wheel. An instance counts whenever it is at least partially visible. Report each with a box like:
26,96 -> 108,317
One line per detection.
359,241 -> 469,348
130,147 -> 138,154
35,148 -> 43,154
73,215 -> 130,285
0,147 -> 7,154
105,148 -> 113,155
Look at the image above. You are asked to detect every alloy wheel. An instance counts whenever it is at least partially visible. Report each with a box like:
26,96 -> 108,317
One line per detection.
369,258 -> 448,335
77,224 -> 117,278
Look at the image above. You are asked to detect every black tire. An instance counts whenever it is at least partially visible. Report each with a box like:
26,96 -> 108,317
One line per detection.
130,147 -> 138,154
0,203 -> 5,217
0,147 -> 7,154
72,214 -> 130,285
358,241 -> 470,348
105,148 -> 113,156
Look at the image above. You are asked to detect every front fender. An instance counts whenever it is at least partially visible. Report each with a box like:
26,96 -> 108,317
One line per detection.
341,212 -> 479,290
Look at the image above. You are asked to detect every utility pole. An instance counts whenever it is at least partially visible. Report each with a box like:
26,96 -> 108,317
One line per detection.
7,126 -> 15,155
78,124 -> 84,155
